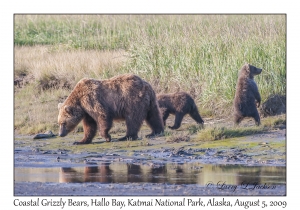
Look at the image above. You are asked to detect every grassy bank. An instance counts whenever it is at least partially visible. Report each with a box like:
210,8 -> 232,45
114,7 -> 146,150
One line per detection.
14,15 -> 286,134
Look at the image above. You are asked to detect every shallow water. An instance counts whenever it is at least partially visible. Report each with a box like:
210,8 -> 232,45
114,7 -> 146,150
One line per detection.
14,121 -> 286,195
15,162 -> 286,187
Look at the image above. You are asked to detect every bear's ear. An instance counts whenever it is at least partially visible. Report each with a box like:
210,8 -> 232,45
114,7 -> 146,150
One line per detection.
64,105 -> 72,115
58,103 -> 63,110
245,63 -> 250,72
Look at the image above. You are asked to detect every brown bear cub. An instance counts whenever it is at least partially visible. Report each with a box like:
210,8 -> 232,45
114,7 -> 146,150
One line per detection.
157,92 -> 204,129
233,63 -> 262,126
57,74 -> 164,144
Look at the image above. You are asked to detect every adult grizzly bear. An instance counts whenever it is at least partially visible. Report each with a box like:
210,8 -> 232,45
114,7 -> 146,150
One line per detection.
57,74 -> 164,144
157,92 -> 204,129
233,63 -> 262,126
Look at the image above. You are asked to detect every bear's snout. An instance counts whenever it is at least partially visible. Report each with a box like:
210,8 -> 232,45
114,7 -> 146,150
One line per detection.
58,132 -> 67,137
58,125 -> 68,137
254,68 -> 262,75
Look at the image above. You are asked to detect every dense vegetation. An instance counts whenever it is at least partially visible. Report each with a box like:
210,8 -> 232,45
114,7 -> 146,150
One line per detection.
14,15 -> 286,134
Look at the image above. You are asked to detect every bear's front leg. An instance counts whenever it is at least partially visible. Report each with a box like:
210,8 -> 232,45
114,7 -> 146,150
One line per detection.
98,118 -> 113,142
251,81 -> 261,108
256,100 -> 261,108
161,110 -> 169,127
252,110 -> 261,126
118,115 -> 141,141
73,114 -> 97,145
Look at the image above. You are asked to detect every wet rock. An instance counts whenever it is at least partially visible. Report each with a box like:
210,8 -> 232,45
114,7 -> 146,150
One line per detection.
216,150 -> 225,154
194,155 -> 201,159
195,148 -> 206,152
32,148 -> 39,152
161,148 -> 170,152
172,147 -> 185,156
106,153 -> 120,156
33,131 -> 56,139
205,148 -> 216,156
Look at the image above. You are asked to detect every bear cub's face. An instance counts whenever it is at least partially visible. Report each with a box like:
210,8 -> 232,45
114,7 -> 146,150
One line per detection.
57,103 -> 83,137
248,64 -> 262,77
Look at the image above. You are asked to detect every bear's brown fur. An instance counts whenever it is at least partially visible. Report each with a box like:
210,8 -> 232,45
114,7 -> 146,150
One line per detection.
157,92 -> 204,129
57,74 -> 164,144
233,63 -> 262,125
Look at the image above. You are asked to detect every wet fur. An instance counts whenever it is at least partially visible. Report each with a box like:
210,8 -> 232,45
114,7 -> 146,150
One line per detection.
157,92 -> 204,129
58,74 -> 164,144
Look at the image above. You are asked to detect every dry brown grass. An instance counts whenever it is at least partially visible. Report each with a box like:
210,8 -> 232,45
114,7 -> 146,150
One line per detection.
15,45 -> 128,90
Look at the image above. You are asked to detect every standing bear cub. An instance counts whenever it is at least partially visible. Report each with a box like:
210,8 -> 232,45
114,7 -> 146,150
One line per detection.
57,74 -> 164,144
157,92 -> 204,129
233,63 -> 262,126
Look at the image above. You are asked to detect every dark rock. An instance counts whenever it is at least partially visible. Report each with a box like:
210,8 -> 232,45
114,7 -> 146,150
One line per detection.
260,94 -> 286,117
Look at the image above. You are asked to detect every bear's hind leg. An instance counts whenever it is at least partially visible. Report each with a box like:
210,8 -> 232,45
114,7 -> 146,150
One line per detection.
73,114 -> 97,145
189,107 -> 204,125
169,112 -> 184,130
233,113 -> 243,126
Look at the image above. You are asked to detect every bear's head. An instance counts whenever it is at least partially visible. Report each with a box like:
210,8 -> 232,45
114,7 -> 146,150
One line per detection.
57,103 -> 84,137
241,63 -> 262,78
249,64 -> 262,76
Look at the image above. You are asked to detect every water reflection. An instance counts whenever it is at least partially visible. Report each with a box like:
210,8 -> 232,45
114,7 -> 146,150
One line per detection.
15,162 -> 286,186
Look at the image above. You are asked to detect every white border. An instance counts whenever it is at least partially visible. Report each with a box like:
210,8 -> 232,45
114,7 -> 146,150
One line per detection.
3,0 -> 298,208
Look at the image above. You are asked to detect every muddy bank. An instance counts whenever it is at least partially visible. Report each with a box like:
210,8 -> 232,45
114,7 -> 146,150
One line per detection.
14,126 -> 286,195
14,127 -> 286,168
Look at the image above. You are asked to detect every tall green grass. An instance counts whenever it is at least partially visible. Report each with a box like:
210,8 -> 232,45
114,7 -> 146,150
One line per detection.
14,15 -> 286,134
15,15 -> 137,49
